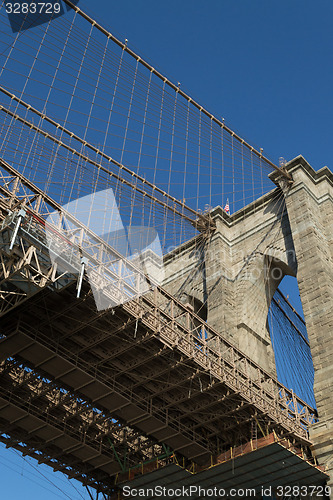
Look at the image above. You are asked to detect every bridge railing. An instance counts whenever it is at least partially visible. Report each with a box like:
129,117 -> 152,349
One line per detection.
0,204 -> 318,442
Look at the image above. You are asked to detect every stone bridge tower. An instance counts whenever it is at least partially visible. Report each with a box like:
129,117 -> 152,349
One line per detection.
163,156 -> 333,487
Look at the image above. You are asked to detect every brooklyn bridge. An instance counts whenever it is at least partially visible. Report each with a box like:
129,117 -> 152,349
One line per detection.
0,1 -> 332,498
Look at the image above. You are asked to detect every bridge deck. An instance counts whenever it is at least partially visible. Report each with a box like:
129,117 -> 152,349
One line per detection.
117,435 -> 328,498
0,158 -> 319,490
0,278 -> 314,458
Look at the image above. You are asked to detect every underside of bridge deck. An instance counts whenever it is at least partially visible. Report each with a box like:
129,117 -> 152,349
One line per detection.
0,157 -> 329,494
0,278 -> 317,489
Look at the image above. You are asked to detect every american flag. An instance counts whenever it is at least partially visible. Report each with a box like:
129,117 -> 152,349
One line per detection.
224,199 -> 230,214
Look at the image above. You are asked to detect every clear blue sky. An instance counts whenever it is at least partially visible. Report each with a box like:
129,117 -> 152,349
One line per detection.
99,0 -> 333,171
0,0 -> 332,497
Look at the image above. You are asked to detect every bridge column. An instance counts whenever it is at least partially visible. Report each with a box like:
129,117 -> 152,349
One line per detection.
203,218 -> 235,340
203,205 -> 283,377
275,158 -> 333,489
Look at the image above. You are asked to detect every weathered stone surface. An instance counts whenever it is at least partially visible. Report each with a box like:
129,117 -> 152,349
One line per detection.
163,156 -> 333,487
277,158 -> 333,488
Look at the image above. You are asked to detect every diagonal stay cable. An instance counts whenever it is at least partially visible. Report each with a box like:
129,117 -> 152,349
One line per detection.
0,96 -> 213,231
62,0 -> 291,182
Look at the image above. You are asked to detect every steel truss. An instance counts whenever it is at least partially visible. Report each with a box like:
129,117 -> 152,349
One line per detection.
0,358 -> 169,490
0,157 -> 317,493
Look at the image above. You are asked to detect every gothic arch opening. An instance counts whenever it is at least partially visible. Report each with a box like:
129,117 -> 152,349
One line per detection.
267,275 -> 315,408
180,293 -> 208,339
187,295 -> 207,323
